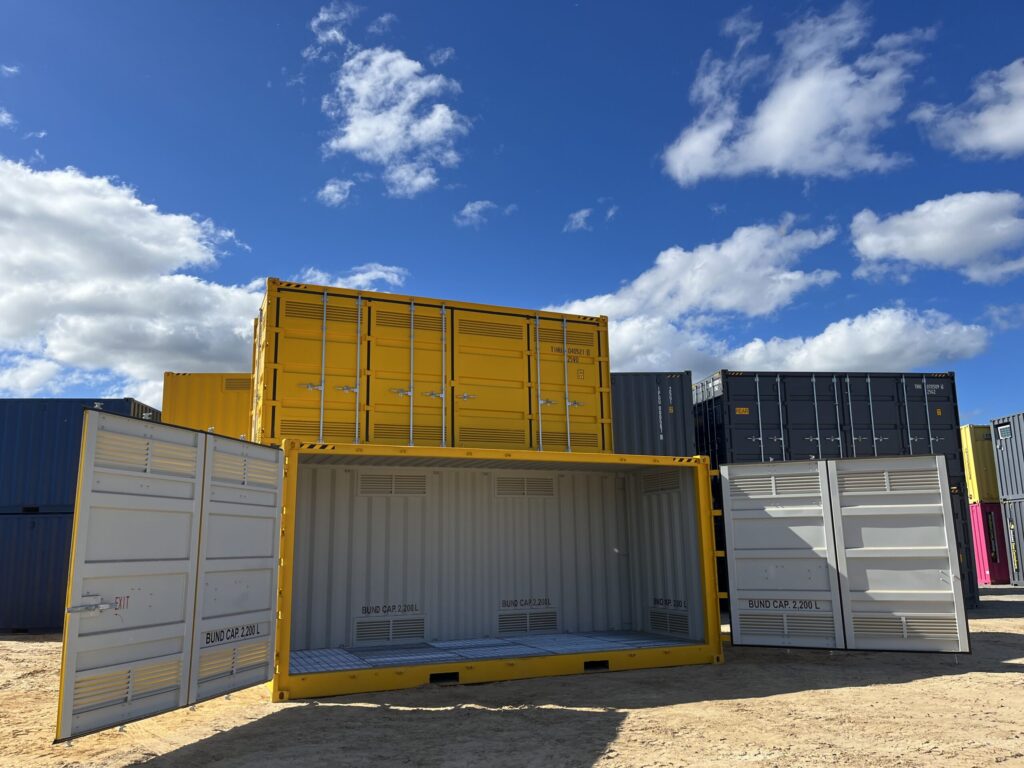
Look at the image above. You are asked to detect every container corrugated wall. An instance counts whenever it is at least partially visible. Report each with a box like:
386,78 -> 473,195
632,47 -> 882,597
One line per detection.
992,412 -> 1024,501
162,372 -> 253,440
692,370 -> 977,606
0,514 -> 74,630
611,372 -> 694,457
0,398 -> 160,514
961,425 -> 1000,503
970,502 -> 1010,586
1003,499 -> 1024,586
252,278 -> 612,452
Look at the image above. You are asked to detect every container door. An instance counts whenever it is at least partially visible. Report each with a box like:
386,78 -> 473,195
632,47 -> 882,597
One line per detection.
828,456 -> 969,652
722,462 -> 845,649
452,309 -> 531,449
56,412 -> 282,740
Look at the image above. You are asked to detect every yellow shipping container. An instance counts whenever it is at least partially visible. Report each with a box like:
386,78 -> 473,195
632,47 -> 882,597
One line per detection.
252,277 -> 613,452
961,424 -> 1000,503
162,372 -> 252,440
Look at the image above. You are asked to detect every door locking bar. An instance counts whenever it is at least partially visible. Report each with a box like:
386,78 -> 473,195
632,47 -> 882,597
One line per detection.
67,595 -> 113,615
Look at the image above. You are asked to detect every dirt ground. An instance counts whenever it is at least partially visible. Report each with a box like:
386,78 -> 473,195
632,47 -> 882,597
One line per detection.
3,589 -> 1023,768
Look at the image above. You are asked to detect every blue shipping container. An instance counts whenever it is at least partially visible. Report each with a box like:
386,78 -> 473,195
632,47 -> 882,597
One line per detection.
0,398 -> 160,514
0,514 -> 74,630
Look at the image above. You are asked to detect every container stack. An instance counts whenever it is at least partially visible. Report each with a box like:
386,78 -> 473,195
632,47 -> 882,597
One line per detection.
992,412 -> 1024,586
0,398 -> 159,631
961,425 -> 1010,585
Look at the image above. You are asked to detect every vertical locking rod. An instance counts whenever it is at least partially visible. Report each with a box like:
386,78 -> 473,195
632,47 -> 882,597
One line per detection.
755,374 -> 765,462
535,316 -> 544,451
319,290 -> 327,443
867,375 -> 878,456
902,375 -> 914,455
440,304 -> 447,447
846,376 -> 857,458
562,318 -> 571,452
409,300 -> 415,446
354,295 -> 362,444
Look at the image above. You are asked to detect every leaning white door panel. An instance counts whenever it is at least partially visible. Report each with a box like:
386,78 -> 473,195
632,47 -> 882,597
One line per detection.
57,412 -> 283,741
829,456 -> 969,653
722,462 -> 845,649
57,412 -> 205,740
190,435 -> 282,702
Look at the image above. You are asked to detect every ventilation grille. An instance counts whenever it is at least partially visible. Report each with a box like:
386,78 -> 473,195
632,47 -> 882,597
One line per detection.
279,419 -> 356,442
737,613 -> 785,636
852,614 -> 959,641
643,471 -> 680,494
353,616 -> 426,645
376,310 -> 443,331
458,319 -> 523,340
284,300 -> 358,324
211,452 -> 278,487
839,468 -> 940,495
72,658 -> 181,715
730,473 -> 820,498
459,427 -> 527,445
497,610 -> 559,635
223,377 -> 250,391
649,609 -> 690,636
495,476 -> 556,497
737,612 -> 835,640
95,431 -> 198,477
539,431 -> 600,449
373,423 -> 443,444
358,473 -> 428,495
197,640 -> 270,683
537,328 -> 595,347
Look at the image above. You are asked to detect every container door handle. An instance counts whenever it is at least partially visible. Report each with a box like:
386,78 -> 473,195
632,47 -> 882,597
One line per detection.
539,399 -> 557,406
566,400 -> 584,408
300,383 -> 323,391
457,392 -> 477,401
390,388 -> 413,397
68,595 -> 114,615
422,391 -> 444,399
335,385 -> 358,394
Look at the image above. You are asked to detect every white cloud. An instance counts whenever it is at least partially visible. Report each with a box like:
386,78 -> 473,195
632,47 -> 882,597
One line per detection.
429,47 -> 455,67
987,304 -> 1024,331
0,108 -> 14,128
0,157 -> 406,405
663,2 -> 930,186
605,205 -> 619,221
912,58 -> 1024,157
295,263 -> 408,290
723,307 -> 988,371
563,208 -> 593,232
321,46 -> 469,197
24,130 -> 46,139
303,1 -> 359,61
453,199 -> 496,228
852,191 -> 1024,283
316,177 -> 355,206
1,64 -> 18,77
368,13 -> 397,35
503,203 -> 518,215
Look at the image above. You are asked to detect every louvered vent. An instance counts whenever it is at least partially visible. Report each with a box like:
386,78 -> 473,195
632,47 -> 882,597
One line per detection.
537,328 -> 595,347
458,319 -> 523,340
358,473 -> 427,495
352,616 -> 426,646
731,474 -> 818,498
649,609 -> 690,636
738,613 -> 785,636
540,431 -> 599,449
774,474 -> 821,495
376,311 -> 444,331
497,610 -> 559,634
495,476 -> 556,497
497,613 -> 528,634
888,469 -> 940,492
853,614 -> 959,641
73,658 -> 182,715
198,641 -> 269,683
223,377 -> 250,391
284,300 -> 358,324
279,420 -> 356,442
784,614 -> 835,638
730,475 -> 775,498
94,431 -> 198,477
643,470 -> 680,494
459,427 -> 527,445
839,472 -> 888,494
528,611 -> 558,633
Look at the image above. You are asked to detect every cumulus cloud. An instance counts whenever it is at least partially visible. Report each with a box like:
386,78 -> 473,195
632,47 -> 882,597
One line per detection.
0,158 -> 406,405
987,304 -> 1024,331
303,1 -> 359,61
429,47 -> 455,67
912,58 -> 1024,157
563,208 -> 593,232
663,2 -> 931,186
321,46 -> 469,197
453,200 -> 496,228
368,13 -> 397,34
1,64 -> 18,77
0,108 -> 14,128
295,264 -> 408,290
852,191 -> 1024,283
316,177 -> 355,206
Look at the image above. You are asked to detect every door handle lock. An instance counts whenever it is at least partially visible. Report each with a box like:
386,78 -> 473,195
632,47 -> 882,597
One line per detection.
457,393 -> 477,400
390,388 -> 413,397
300,383 -> 323,391
68,595 -> 114,615
422,391 -> 444,399
335,385 -> 358,394
566,400 -> 584,408
539,399 -> 557,406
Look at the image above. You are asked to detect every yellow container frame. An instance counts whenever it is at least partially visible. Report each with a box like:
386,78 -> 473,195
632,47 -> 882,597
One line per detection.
270,442 -> 724,701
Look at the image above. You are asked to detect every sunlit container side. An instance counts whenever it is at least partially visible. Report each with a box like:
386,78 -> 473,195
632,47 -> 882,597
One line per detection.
251,278 -> 613,453
961,425 -> 1000,504
970,502 -> 1010,586
272,442 -> 721,699
0,398 -> 160,514
992,412 -> 1024,501
162,372 -> 253,440
611,372 -> 695,457
0,514 -> 74,630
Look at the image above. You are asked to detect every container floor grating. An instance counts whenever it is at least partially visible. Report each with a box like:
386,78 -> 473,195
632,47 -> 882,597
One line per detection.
290,631 -> 688,674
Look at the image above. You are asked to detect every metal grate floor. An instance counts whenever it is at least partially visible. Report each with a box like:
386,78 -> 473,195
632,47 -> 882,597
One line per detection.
290,631 -> 687,674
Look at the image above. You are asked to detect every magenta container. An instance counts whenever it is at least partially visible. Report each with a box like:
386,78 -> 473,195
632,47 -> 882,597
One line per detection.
971,502 -> 1010,585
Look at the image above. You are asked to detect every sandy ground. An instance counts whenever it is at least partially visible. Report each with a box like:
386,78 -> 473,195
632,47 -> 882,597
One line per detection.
3,589 -> 1023,768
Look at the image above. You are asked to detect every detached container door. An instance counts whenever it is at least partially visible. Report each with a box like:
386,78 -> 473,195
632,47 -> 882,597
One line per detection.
56,412 -> 282,741
722,462 -> 845,649
828,456 -> 969,652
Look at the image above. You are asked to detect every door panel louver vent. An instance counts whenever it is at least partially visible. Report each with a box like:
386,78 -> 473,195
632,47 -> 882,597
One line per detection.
460,427 -> 527,444
887,469 -> 940,492
495,476 -> 556,497
784,614 -> 835,638
540,431 -> 599,449
224,378 -> 250,391
376,311 -> 443,331
774,474 -> 821,495
279,420 -> 356,442
731,474 -> 819,498
497,613 -> 528,634
352,616 -> 426,645
537,328 -> 595,347
358,473 -> 427,495
497,610 -> 559,634
284,300 -> 357,324
95,431 -> 198,477
839,472 -> 888,494
853,614 -> 959,640
528,611 -> 558,633
198,641 -> 269,683
730,475 -> 775,497
73,659 -> 182,715
738,613 -> 785,636
642,471 -> 679,494
458,319 -> 523,340
839,469 -> 942,494
374,424 -> 444,444
649,609 -> 689,636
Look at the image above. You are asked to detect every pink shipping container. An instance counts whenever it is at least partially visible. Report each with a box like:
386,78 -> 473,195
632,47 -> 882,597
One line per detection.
971,502 -> 1010,585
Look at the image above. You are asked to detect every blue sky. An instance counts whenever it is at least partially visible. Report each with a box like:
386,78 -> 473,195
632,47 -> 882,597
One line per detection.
0,1 -> 1022,421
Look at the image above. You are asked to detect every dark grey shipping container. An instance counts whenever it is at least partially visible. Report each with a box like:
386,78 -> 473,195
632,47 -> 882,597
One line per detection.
693,370 -> 977,606
1002,498 -> 1024,586
992,412 -> 1024,501
612,372 -> 695,457
0,514 -> 74,630
0,398 -> 160,514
